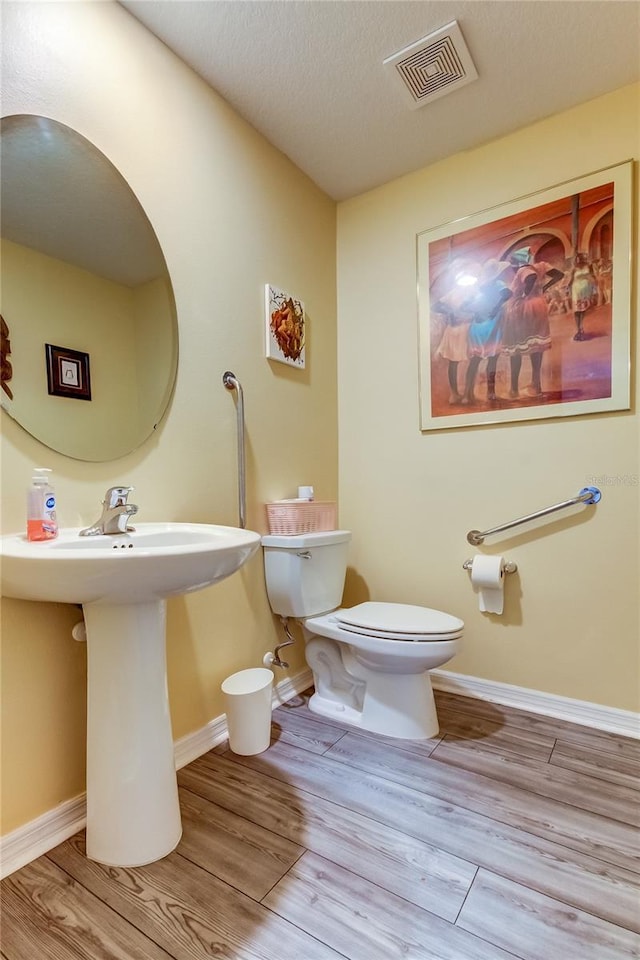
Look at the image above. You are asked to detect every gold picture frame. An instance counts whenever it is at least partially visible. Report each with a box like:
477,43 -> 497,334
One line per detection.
418,161 -> 632,430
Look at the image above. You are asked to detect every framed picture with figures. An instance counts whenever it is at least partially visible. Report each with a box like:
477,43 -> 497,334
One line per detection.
417,161 -> 632,430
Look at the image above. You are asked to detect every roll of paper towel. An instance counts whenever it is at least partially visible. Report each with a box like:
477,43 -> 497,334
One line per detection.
470,555 -> 505,614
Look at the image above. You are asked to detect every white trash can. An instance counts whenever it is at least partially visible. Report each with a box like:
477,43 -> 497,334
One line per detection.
221,667 -> 274,755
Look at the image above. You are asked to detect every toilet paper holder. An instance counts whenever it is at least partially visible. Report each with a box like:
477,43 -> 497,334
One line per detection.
463,558 -> 518,574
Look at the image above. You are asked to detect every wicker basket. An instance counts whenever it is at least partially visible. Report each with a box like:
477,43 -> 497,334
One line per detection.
266,500 -> 337,536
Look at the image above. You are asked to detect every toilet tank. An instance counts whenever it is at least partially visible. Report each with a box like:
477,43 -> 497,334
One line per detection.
262,530 -> 351,618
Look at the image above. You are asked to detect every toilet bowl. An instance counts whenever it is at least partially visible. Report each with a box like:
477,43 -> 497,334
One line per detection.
262,531 -> 463,739
303,602 -> 462,738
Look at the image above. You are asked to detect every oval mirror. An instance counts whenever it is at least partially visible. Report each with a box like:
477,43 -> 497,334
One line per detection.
0,115 -> 178,461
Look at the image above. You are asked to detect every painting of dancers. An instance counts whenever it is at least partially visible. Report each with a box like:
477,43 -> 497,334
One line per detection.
417,162 -> 632,430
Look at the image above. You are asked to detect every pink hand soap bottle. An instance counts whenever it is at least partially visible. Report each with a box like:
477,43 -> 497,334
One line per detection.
27,468 -> 58,541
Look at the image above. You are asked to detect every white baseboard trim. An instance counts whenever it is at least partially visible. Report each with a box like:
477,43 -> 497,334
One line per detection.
431,669 -> 640,739
0,666 -> 312,880
0,794 -> 86,881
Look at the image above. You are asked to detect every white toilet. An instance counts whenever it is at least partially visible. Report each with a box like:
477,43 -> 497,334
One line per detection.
262,529 -> 463,739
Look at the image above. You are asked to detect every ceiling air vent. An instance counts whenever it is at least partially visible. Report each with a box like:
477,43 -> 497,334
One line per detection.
383,20 -> 478,109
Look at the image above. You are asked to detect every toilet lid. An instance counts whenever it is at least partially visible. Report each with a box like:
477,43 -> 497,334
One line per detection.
335,602 -> 464,637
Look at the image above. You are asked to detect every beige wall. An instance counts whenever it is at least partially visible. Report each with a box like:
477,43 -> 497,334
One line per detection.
1,1 -> 637,842
1,238 -> 140,458
133,276 -> 175,430
0,1 -> 337,833
337,84 -> 639,712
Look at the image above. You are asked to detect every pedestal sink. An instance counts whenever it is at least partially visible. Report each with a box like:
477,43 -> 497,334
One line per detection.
0,523 -> 261,866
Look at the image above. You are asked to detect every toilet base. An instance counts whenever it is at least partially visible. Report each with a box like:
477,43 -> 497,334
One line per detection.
308,692 -> 365,729
307,668 -> 439,740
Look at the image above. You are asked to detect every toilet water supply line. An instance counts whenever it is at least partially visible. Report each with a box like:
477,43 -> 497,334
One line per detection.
263,617 -> 296,670
222,371 -> 246,529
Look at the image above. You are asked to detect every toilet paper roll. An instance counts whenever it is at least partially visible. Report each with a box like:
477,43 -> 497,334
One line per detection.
470,555 -> 505,614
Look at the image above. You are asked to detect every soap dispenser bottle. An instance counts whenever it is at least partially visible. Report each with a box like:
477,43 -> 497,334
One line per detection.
27,468 -> 58,541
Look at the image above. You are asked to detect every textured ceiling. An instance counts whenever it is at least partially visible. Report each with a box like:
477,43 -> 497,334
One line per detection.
120,0 -> 640,200
1,116 -> 167,287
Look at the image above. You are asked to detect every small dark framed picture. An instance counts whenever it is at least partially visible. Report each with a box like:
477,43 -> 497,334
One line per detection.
45,343 -> 92,401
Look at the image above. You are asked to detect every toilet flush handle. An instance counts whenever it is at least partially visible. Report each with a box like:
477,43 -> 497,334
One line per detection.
297,551 -> 312,559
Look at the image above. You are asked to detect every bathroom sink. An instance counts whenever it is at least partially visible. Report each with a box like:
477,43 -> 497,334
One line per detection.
0,521 -> 261,868
0,522 -> 261,604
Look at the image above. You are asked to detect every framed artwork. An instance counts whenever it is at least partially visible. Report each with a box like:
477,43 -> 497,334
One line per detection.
418,161 -> 632,430
1,315 -> 13,399
265,284 -> 306,368
45,343 -> 92,400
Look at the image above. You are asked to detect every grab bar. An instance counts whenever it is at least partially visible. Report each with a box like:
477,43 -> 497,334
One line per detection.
222,371 -> 246,529
466,487 -> 601,545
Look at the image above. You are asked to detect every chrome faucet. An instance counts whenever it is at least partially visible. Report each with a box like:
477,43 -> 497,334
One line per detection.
79,486 -> 139,536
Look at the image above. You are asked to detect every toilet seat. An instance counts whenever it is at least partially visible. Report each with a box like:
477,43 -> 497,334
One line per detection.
333,601 -> 464,642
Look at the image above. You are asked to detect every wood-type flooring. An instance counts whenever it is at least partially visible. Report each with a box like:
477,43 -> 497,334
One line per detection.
2,688 -> 639,959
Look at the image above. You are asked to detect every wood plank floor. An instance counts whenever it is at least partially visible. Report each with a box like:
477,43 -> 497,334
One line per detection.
2,689 -> 639,959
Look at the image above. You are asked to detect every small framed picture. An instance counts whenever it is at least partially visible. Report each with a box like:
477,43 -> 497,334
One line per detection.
265,284 -> 306,368
45,343 -> 92,401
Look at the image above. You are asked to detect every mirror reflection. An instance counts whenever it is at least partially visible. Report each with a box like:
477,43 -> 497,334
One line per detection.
0,115 -> 178,461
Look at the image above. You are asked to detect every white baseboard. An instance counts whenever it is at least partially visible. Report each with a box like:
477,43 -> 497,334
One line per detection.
0,666 -> 312,880
431,669 -> 640,739
4,666 -> 635,878
0,794 -> 87,882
